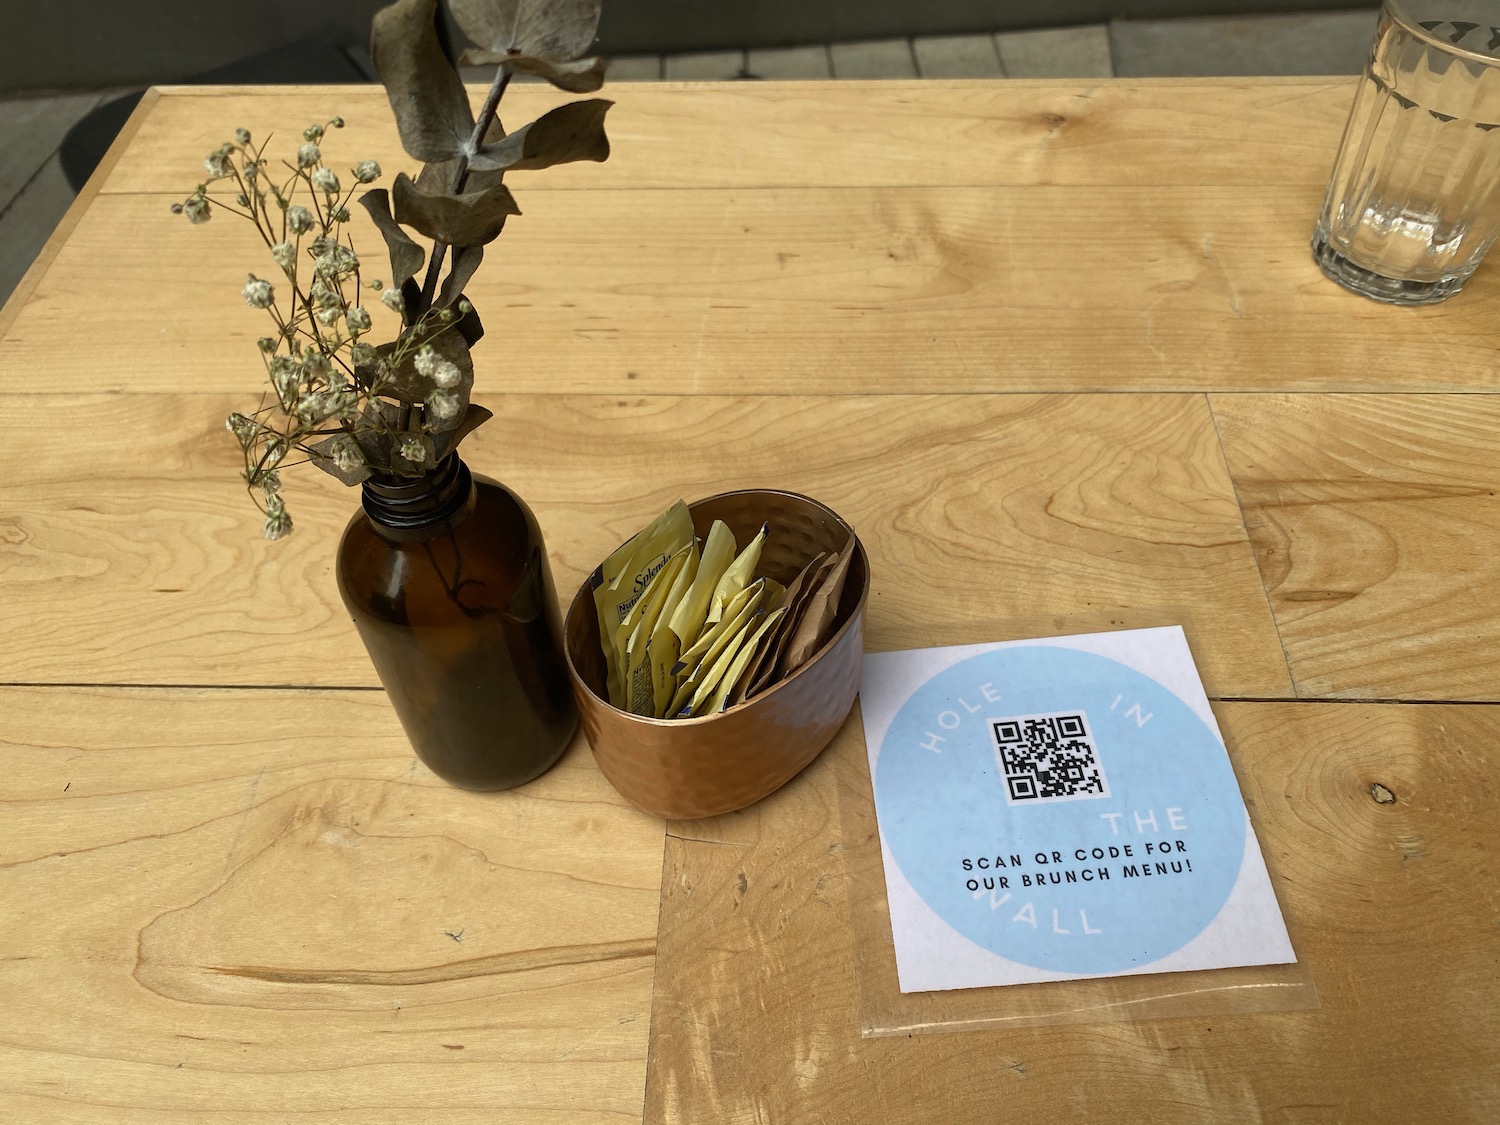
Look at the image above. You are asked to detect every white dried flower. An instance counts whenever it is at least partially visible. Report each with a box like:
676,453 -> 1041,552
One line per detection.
259,469 -> 282,495
327,434 -> 365,473
261,437 -> 289,470
182,196 -> 210,224
297,142 -> 321,168
243,162 -> 259,183
350,342 -> 379,368
262,495 -> 292,540
257,336 -> 278,354
241,274 -> 274,309
286,205 -> 315,234
204,147 -> 232,177
302,349 -> 331,379
225,412 -> 258,447
344,306 -> 371,334
303,124 -> 325,142
269,355 -> 301,399
270,240 -> 296,273
398,433 -> 431,466
457,298 -> 472,315
413,345 -> 439,377
315,307 -> 341,327
295,389 -> 358,424
354,160 -> 381,184
315,244 -> 358,277
426,389 -> 461,421
312,167 -> 340,194
379,287 -> 404,314
235,127 -> 252,145
310,277 -> 339,309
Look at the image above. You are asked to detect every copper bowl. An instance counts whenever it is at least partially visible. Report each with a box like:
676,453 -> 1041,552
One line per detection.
563,489 -> 870,820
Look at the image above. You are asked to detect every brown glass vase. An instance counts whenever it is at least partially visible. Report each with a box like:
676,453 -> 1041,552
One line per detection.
336,454 -> 577,790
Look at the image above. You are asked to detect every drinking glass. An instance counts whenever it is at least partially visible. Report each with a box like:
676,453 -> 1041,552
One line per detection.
1313,2 -> 1500,303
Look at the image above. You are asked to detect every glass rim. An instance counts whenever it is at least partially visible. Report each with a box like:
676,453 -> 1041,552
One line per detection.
1387,1 -> 1500,68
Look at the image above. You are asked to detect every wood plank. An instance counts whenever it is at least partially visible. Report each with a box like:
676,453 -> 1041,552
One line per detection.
0,392 -> 1291,697
0,686 -> 664,1124
646,700 -> 1500,1124
99,80 -> 1358,194
1213,393 -> 1500,701
8,187 -> 1500,399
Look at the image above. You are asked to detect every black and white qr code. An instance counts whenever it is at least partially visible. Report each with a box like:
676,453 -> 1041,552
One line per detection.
990,711 -> 1110,804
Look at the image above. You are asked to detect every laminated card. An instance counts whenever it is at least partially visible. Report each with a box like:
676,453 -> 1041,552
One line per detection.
859,627 -> 1295,993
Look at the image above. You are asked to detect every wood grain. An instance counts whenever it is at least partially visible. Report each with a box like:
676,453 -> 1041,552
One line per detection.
104,80 -> 1356,194
0,392 -> 1290,697
8,187 -> 1500,399
0,686 -> 664,1124
1213,394 -> 1500,701
646,700 -> 1500,1125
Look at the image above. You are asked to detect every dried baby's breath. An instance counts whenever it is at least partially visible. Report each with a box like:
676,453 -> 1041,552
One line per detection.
182,0 -> 616,539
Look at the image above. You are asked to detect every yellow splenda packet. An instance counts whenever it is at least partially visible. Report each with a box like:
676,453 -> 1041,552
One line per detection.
706,522 -> 767,625
622,543 -> 693,716
590,500 -> 693,706
703,605 -> 787,715
667,579 -> 767,716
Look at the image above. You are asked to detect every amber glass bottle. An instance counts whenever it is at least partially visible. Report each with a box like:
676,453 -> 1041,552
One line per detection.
336,454 -> 577,790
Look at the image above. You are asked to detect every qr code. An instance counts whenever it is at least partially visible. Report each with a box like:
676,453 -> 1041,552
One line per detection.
990,711 -> 1109,804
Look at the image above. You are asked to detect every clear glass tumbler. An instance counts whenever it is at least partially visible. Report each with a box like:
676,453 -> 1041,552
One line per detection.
1313,2 -> 1500,303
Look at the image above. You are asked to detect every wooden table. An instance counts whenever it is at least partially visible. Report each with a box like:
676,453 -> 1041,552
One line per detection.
3,77 -> 1498,1123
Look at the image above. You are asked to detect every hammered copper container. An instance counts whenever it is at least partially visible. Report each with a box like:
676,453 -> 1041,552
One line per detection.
563,489 -> 870,819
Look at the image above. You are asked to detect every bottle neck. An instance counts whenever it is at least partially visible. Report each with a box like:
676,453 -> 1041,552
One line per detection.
361,454 -> 474,540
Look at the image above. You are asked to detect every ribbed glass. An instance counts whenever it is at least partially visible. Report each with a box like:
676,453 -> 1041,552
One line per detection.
1313,2 -> 1500,303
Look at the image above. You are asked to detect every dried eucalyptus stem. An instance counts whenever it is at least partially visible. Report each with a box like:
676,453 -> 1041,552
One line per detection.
418,63 -> 514,310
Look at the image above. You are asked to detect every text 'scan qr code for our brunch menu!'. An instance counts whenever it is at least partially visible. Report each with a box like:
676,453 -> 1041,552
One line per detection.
991,711 -> 1110,804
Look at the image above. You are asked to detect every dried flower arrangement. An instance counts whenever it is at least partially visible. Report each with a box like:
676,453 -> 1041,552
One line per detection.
175,0 -> 612,538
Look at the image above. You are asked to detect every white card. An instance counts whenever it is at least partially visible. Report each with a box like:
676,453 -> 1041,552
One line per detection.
860,627 -> 1295,993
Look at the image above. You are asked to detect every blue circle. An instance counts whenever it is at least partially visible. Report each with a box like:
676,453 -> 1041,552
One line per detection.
874,646 -> 1244,974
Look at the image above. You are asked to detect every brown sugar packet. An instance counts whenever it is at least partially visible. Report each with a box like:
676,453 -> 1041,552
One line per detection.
773,535 -> 854,681
733,549 -> 827,703
745,549 -> 834,697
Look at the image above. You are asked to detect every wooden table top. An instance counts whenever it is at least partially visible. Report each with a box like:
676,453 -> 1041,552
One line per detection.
2,78 -> 1497,1124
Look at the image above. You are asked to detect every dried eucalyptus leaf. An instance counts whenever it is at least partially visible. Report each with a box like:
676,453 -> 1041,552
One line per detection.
450,0 -> 603,64
371,0 -> 475,163
430,402 -> 493,462
438,244 -> 484,308
400,276 -> 425,323
416,122 -> 507,194
357,189 -> 426,290
392,172 -> 520,247
471,99 -> 612,172
462,51 -> 607,93
307,434 -> 375,485
351,397 -> 404,470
